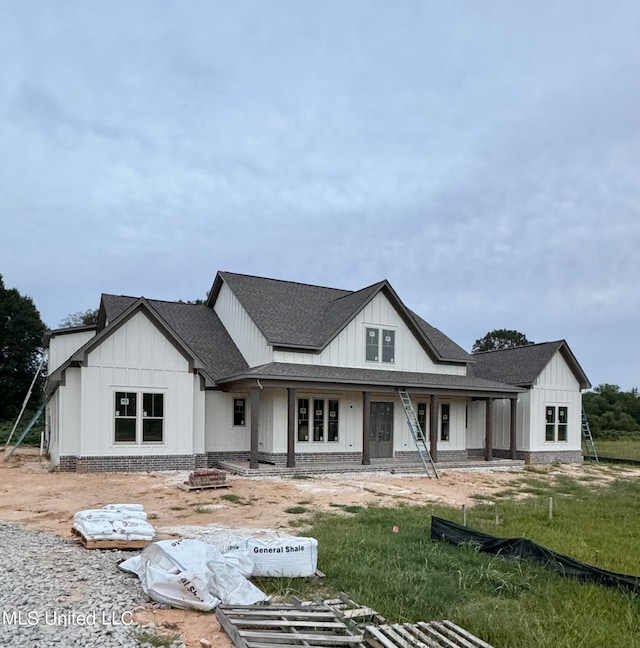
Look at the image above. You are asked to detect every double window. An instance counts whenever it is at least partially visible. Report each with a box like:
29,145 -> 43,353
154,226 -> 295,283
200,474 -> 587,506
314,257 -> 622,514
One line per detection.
365,327 -> 395,364
297,398 -> 339,442
545,406 -> 568,442
416,402 -> 450,442
114,391 -> 164,444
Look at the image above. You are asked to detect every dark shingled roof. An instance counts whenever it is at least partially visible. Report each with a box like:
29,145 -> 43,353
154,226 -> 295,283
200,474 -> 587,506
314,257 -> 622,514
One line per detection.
470,341 -> 591,390
100,294 -> 248,383
217,362 -> 521,394
209,271 -> 472,363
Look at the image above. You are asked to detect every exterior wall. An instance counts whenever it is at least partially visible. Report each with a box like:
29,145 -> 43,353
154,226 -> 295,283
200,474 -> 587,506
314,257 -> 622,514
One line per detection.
56,312 -> 196,467
274,292 -> 466,375
213,281 -> 271,367
48,329 -> 95,373
528,353 -> 582,454
205,390 -> 251,453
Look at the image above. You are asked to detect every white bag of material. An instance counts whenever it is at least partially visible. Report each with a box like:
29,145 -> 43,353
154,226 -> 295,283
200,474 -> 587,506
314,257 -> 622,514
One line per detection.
238,536 -> 318,578
119,539 -> 267,611
112,519 -> 156,540
103,503 -> 145,511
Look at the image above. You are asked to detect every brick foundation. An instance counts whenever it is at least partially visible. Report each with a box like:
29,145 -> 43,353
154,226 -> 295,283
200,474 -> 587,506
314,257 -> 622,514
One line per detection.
395,449 -> 468,462
58,453 -> 208,473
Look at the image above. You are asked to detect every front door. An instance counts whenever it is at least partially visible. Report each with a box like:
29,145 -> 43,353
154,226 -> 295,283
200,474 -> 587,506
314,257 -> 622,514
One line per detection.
370,402 -> 394,458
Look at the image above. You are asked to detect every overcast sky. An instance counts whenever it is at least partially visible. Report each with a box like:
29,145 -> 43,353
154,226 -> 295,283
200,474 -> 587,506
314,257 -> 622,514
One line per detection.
1,1 -> 638,390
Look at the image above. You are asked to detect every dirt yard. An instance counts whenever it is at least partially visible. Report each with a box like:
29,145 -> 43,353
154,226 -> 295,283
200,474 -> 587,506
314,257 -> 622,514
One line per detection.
0,449 -> 625,647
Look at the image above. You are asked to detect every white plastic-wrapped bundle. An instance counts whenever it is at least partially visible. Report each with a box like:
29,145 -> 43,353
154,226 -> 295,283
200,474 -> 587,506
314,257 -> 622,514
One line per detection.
73,503 -> 155,542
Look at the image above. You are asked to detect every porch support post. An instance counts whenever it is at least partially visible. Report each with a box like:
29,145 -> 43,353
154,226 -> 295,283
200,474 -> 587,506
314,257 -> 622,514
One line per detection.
362,391 -> 370,465
429,394 -> 438,463
509,397 -> 517,460
287,387 -> 296,468
485,397 -> 494,461
250,387 -> 260,469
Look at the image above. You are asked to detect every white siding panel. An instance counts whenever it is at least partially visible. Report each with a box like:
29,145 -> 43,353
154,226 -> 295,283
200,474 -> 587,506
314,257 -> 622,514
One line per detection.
48,330 -> 95,373
528,353 -> 582,452
59,367 -> 82,455
214,282 -> 271,367
274,292 -> 465,375
205,391 -> 251,452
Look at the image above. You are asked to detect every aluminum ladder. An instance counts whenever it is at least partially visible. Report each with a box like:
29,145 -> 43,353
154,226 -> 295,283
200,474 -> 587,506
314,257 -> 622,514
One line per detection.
581,406 -> 599,463
398,389 -> 439,479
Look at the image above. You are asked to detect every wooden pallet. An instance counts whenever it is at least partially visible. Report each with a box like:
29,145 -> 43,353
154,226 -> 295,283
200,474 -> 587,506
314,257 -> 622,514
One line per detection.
216,604 -> 368,648
71,527 -> 153,550
365,621 -> 495,648
178,481 -> 231,491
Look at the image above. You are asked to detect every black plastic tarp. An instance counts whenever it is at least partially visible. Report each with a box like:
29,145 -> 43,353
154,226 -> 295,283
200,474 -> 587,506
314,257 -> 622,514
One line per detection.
431,516 -> 640,593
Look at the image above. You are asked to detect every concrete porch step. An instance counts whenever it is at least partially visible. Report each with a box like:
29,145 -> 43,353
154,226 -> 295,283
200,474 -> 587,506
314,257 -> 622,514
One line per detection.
215,458 -> 524,478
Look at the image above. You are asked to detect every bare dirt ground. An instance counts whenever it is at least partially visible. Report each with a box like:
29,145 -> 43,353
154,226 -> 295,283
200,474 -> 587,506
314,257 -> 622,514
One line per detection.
1,449 -> 632,647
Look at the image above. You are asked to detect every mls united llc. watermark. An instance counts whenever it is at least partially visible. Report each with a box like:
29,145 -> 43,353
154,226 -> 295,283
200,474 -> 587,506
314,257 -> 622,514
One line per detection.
2,609 -> 135,627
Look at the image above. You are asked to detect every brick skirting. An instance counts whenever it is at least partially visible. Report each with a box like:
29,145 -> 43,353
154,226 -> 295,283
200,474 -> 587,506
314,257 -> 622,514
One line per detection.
58,453 -> 208,473
492,448 -> 582,464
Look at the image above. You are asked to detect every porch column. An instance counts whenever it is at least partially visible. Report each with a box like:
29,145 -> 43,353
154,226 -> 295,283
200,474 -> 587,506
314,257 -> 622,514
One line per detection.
485,397 -> 494,461
287,387 -> 296,468
362,391 -> 371,465
509,397 -> 517,460
250,387 -> 260,469
429,395 -> 438,463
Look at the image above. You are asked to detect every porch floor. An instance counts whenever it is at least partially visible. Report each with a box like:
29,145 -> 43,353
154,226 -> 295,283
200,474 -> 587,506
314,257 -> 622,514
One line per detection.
215,457 -> 525,477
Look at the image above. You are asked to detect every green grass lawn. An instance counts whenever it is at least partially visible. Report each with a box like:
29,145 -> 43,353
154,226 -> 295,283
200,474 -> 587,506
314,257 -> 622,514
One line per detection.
260,470 -> 640,648
592,438 -> 640,461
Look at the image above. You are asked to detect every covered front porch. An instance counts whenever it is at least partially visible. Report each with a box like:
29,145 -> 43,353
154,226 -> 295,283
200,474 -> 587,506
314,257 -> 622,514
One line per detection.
215,366 -> 525,472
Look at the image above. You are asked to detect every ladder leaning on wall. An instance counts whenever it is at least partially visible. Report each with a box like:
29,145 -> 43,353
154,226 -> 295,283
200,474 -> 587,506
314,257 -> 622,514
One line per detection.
581,406 -> 599,463
397,389 -> 439,479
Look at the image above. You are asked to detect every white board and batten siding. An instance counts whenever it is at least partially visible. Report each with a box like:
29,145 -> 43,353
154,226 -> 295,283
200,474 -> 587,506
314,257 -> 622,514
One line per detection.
528,352 -> 583,452
48,329 -> 96,373
213,281 -> 271,367
60,312 -> 196,457
274,292 -> 465,375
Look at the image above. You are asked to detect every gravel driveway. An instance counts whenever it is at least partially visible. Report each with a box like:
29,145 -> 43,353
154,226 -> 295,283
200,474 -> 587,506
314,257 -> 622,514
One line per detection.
0,522 -> 184,648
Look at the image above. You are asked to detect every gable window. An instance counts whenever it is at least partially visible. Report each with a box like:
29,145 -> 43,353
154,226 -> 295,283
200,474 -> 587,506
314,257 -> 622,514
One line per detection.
440,403 -> 450,442
366,328 -> 379,361
545,406 -> 568,442
298,397 -> 339,443
365,327 -> 395,364
233,398 -> 246,427
115,391 -> 164,444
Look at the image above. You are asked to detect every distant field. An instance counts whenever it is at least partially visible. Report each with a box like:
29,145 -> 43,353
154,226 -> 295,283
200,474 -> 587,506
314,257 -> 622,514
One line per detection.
592,438 -> 640,461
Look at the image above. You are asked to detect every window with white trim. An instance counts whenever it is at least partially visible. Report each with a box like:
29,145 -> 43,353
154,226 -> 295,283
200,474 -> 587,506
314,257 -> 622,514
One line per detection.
114,391 -> 164,444
545,406 -> 568,442
365,327 -> 395,364
298,398 -> 339,443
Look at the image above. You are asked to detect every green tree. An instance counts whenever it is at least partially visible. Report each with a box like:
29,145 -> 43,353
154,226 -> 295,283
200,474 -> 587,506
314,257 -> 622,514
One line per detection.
0,275 -> 46,419
472,329 -> 534,353
59,308 -> 99,327
583,384 -> 640,438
